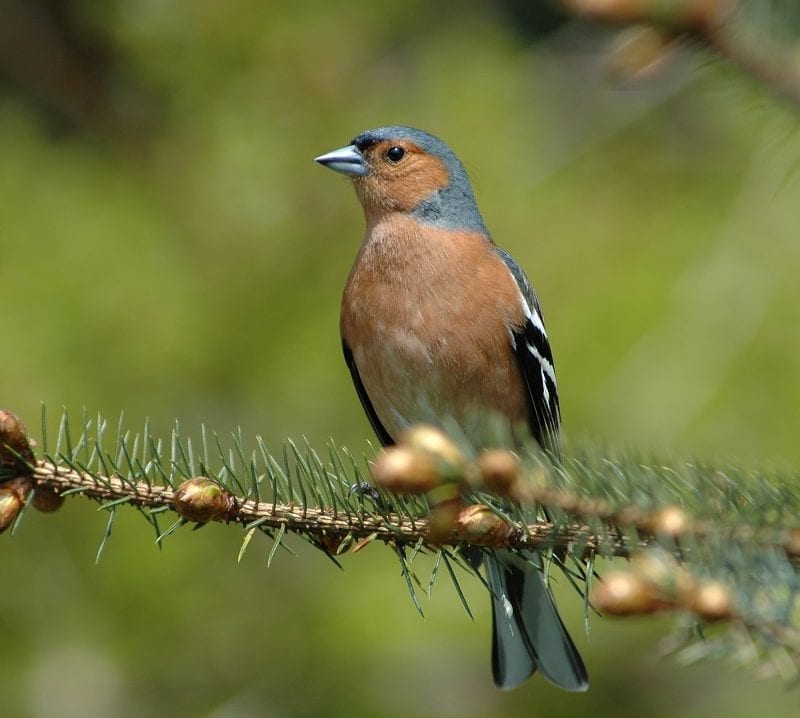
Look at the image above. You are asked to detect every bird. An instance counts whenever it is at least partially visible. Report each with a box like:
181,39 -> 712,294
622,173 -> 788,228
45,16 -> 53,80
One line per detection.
315,126 -> 588,692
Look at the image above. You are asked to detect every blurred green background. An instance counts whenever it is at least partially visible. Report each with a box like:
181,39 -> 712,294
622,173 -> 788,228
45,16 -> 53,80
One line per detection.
2,1 -> 800,716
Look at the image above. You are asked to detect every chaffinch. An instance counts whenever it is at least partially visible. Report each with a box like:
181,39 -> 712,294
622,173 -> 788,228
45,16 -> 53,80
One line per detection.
315,126 -> 587,692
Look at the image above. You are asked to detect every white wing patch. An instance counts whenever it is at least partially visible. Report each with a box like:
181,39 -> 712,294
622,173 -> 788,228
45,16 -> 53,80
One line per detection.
517,292 -> 557,390
519,292 -> 547,337
526,342 -> 552,406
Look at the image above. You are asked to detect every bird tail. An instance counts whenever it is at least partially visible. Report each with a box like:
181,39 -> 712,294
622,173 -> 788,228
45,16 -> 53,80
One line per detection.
486,550 -> 588,691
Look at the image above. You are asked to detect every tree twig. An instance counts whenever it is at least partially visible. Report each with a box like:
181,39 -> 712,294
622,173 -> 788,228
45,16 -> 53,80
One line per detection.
25,459 -> 800,566
30,460 -> 638,557
560,0 -> 800,106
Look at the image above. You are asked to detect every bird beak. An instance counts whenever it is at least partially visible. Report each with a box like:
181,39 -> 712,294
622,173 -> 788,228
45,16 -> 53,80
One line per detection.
314,144 -> 368,177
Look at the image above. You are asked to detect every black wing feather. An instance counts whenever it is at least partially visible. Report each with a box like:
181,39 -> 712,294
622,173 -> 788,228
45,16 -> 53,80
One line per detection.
494,248 -> 561,451
510,323 -> 560,450
342,339 -> 395,447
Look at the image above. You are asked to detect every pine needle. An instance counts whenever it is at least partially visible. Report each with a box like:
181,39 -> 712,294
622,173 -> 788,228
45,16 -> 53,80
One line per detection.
267,524 -> 286,568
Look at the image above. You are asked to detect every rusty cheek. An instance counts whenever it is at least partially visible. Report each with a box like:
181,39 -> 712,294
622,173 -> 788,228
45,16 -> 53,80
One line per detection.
388,154 -> 449,210
355,150 -> 450,216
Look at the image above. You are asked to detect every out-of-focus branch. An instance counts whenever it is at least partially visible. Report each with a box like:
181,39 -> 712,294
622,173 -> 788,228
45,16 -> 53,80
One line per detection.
560,0 -> 800,106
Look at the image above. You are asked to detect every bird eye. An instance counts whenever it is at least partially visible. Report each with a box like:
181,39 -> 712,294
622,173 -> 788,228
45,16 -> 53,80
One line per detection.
386,146 -> 405,162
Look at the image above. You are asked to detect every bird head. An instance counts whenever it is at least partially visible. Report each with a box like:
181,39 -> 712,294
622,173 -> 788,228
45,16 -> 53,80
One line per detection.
315,126 -> 487,232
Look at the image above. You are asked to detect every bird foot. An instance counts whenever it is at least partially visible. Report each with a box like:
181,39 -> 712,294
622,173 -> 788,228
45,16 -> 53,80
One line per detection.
349,481 -> 391,511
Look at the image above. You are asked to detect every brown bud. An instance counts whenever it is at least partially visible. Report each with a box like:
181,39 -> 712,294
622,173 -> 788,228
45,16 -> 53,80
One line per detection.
0,487 -> 24,534
630,547 -> 695,602
399,425 -> 466,480
371,446 -> 442,494
173,477 -> 235,523
0,410 -> 35,468
642,504 -> 692,538
688,580 -> 733,621
455,504 -> 514,548
592,569 -> 660,616
477,450 -> 520,496
4,475 -> 33,501
32,485 -> 65,513
783,528 -> 800,559
426,497 -> 464,545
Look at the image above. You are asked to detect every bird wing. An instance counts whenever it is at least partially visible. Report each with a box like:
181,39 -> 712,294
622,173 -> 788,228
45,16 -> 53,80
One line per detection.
493,248 -> 561,451
342,339 -> 395,447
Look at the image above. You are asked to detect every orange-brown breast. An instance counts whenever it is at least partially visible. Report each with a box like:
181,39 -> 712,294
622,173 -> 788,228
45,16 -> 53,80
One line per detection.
340,214 -> 529,445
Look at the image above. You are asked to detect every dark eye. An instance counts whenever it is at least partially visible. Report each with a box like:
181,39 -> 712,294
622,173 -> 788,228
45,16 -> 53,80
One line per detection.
386,146 -> 405,162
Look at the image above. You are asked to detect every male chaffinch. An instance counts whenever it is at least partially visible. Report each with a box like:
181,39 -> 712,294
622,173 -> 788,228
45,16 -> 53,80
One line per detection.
315,126 -> 588,692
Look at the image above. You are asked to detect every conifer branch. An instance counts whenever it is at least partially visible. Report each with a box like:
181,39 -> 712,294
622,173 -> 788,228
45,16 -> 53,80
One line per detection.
3,407 -> 800,680
17,460 -> 634,557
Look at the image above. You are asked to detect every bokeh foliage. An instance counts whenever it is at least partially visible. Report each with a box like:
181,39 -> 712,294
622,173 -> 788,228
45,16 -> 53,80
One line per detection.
2,1 -> 800,716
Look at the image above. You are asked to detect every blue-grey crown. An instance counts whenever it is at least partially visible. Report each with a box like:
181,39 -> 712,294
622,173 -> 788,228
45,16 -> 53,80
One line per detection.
351,126 -> 489,235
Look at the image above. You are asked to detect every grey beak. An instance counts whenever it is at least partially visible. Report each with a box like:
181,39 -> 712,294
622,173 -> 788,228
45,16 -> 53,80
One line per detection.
314,144 -> 368,177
